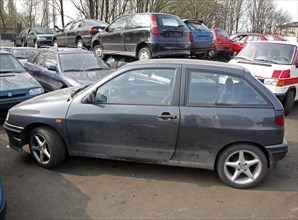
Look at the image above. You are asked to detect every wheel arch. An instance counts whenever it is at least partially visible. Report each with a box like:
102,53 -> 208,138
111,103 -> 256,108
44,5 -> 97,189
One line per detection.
214,141 -> 270,170
23,123 -> 69,154
135,42 -> 149,57
92,39 -> 100,50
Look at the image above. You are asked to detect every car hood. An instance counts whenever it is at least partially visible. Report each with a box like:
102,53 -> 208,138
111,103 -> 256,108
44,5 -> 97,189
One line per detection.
63,69 -> 114,85
0,72 -> 41,91
229,59 -> 291,78
8,87 -> 74,125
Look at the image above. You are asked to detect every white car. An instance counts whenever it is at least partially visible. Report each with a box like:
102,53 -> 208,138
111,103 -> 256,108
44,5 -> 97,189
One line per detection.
229,41 -> 298,114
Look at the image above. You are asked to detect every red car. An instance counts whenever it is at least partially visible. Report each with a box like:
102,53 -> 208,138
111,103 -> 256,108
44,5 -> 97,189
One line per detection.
212,28 -> 233,59
231,33 -> 267,54
265,34 -> 288,41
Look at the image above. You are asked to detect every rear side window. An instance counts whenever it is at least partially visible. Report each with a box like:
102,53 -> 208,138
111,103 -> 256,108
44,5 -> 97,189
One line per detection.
127,15 -> 150,29
186,70 -> 267,106
158,14 -> 184,27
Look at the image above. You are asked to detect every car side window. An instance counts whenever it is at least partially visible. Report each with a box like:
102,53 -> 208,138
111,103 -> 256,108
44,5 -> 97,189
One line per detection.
73,21 -> 82,29
186,70 -> 267,106
64,22 -> 74,31
27,50 -> 39,63
34,52 -> 47,67
108,16 -> 129,32
127,15 -> 150,29
44,51 -> 57,67
95,68 -> 176,105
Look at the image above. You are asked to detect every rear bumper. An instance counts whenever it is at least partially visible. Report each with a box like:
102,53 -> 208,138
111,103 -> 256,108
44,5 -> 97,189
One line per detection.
215,44 -> 232,53
3,122 -> 24,152
150,42 -> 191,58
190,42 -> 215,55
36,40 -> 53,47
265,138 -> 288,168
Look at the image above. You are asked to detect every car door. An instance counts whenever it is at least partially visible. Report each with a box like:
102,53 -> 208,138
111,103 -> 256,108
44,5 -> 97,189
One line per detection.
124,14 -> 150,55
25,51 -> 47,88
66,66 -> 181,160
56,22 -> 74,46
101,15 -> 129,53
67,20 -> 81,46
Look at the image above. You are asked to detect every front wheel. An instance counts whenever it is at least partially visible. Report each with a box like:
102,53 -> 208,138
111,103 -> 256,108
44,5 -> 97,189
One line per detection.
29,126 -> 67,168
138,47 -> 152,60
53,39 -> 58,47
217,144 -> 267,188
93,44 -> 104,57
77,39 -> 85,48
34,41 -> 38,48
283,90 -> 295,115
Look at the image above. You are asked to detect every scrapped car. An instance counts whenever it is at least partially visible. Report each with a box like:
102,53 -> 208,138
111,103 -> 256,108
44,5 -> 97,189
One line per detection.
0,51 -> 43,115
14,28 -> 30,47
212,28 -> 233,60
91,13 -> 191,60
0,180 -> 6,219
229,41 -> 298,115
231,33 -> 267,54
4,59 -> 287,189
26,28 -> 56,48
24,47 -> 113,92
183,19 -> 216,58
53,19 -> 107,48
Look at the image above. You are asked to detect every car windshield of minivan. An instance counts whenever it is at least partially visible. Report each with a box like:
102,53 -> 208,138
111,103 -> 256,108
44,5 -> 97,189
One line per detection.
0,54 -> 26,73
237,42 -> 296,65
60,53 -> 110,72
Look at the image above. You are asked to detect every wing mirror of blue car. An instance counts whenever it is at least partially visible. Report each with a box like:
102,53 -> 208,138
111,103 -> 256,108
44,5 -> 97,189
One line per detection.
48,65 -> 58,72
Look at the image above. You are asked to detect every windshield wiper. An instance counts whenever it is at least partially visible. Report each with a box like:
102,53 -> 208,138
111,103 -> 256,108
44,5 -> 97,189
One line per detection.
235,56 -> 252,61
70,85 -> 89,98
83,67 -> 105,71
0,70 -> 24,73
63,69 -> 82,72
253,59 -> 279,64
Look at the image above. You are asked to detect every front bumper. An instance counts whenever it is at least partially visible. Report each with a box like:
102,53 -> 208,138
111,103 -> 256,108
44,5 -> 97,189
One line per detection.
265,138 -> 288,168
3,122 -> 24,152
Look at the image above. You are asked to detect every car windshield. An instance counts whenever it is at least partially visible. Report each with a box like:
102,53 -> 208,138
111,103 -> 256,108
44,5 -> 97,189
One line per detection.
186,21 -> 209,31
36,28 -> 55,34
0,54 -> 26,73
12,49 -> 35,59
59,53 -> 110,72
237,42 -> 296,65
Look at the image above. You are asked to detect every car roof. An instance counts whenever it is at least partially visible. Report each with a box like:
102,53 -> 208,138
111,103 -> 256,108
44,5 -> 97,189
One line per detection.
125,58 -> 245,72
40,47 -> 94,54
247,40 -> 298,47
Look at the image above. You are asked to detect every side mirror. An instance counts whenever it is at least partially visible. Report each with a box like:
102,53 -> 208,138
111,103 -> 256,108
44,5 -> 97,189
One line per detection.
83,91 -> 107,104
96,93 -> 107,103
48,65 -> 58,72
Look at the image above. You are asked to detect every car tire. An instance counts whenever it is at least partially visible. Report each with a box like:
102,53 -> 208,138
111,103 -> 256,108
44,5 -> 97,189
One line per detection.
22,40 -> 26,47
217,144 -> 267,189
207,49 -> 217,58
77,39 -> 85,48
283,90 -> 294,115
29,126 -> 67,169
34,41 -> 38,48
94,44 -> 104,57
138,47 -> 152,60
53,39 -> 58,47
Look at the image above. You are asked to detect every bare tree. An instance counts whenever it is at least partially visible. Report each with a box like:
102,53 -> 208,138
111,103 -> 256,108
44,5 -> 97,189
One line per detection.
0,0 -> 6,29
52,0 -> 65,27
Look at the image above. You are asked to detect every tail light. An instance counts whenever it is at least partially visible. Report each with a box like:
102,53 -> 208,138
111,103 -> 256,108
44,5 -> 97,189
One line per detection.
275,115 -> 285,126
150,14 -> 159,35
88,27 -> 98,35
189,32 -> 193,42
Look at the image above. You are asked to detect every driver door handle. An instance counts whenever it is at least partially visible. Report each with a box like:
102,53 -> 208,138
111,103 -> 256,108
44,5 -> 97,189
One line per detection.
158,112 -> 177,120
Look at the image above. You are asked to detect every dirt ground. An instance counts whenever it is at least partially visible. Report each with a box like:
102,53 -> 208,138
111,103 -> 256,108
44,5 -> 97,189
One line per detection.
0,103 -> 297,220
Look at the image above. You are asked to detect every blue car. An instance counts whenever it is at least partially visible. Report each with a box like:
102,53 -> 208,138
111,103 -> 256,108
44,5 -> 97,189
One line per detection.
0,180 -> 6,219
0,51 -> 44,115
183,19 -> 216,59
24,48 -> 113,92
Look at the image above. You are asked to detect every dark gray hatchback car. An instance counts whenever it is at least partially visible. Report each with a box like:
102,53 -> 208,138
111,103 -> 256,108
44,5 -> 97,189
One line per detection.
4,59 -> 287,188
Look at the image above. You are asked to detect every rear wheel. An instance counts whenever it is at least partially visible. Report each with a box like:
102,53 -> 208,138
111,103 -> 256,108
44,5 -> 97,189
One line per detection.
77,39 -> 85,48
283,90 -> 295,115
34,41 -> 38,48
94,44 -> 104,57
217,144 -> 267,188
53,39 -> 58,47
29,126 -> 66,168
138,47 -> 152,60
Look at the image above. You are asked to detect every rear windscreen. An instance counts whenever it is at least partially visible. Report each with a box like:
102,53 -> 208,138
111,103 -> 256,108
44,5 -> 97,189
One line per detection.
158,15 -> 184,27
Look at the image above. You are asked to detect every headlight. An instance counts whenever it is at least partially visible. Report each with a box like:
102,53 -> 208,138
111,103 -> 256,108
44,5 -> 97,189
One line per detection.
29,88 -> 43,95
37,37 -> 46,40
264,78 -> 278,86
